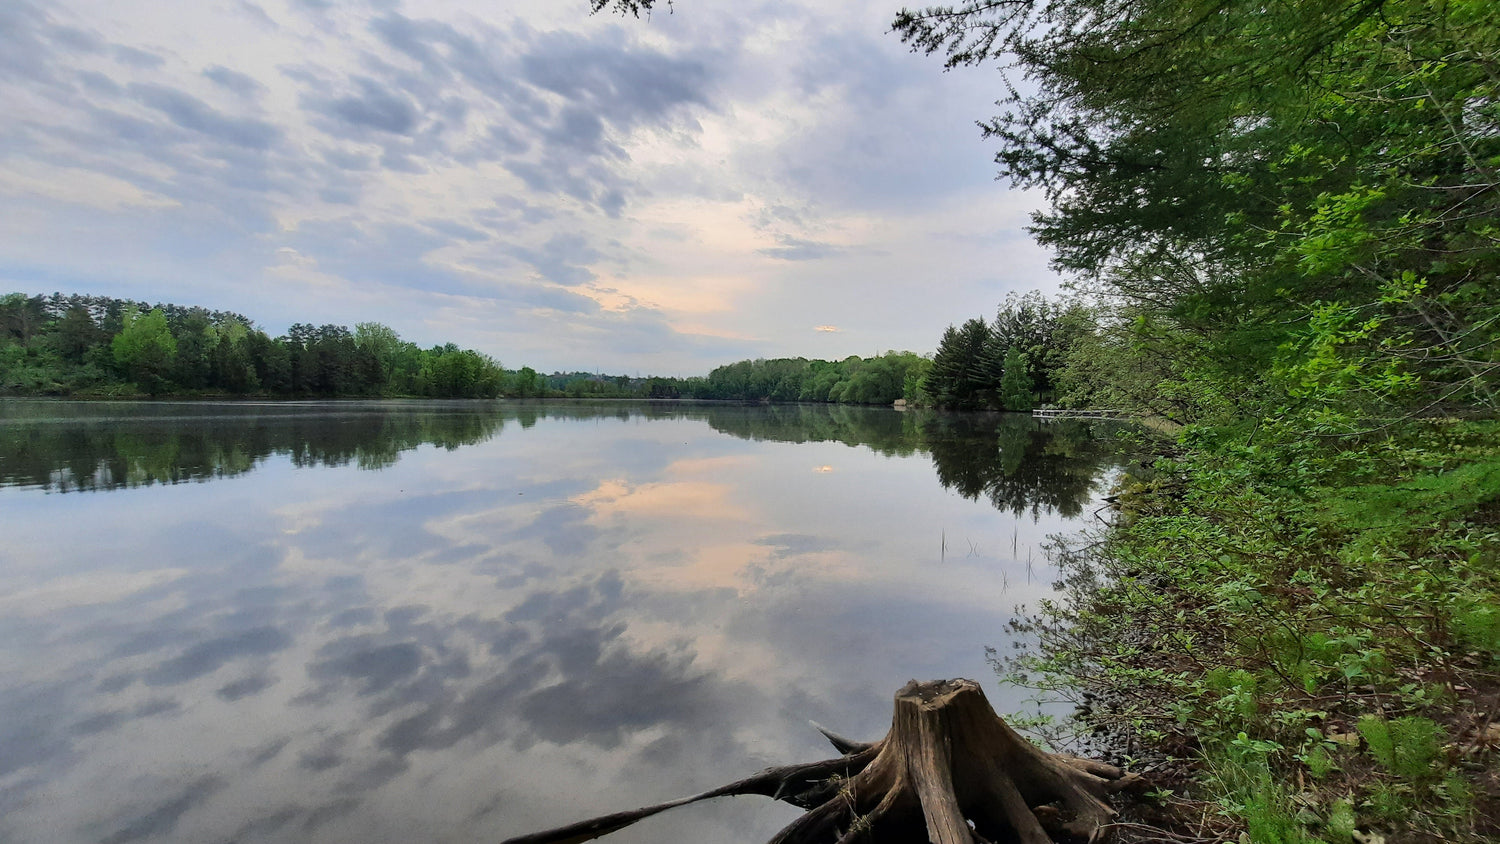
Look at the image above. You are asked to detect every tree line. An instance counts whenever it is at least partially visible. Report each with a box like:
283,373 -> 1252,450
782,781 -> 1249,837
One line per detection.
681,351 -> 930,405
0,287 -> 1119,411
541,351 -> 934,406
687,292 -> 1118,413
0,293 -> 937,405
2,292 -> 770,400
920,291 -> 1093,411
0,292 -> 527,398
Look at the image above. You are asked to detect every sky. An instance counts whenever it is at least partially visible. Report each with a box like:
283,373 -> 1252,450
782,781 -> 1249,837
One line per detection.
0,0 -> 1063,376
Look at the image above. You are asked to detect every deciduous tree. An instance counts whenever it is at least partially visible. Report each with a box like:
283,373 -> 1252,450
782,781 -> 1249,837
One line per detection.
111,307 -> 177,394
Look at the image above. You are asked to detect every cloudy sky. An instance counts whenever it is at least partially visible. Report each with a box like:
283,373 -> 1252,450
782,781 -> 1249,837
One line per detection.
0,0 -> 1061,375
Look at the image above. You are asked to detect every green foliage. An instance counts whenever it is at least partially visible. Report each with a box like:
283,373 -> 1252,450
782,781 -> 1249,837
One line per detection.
1449,592 -> 1500,658
999,417 -> 1498,841
924,292 -> 1082,410
354,321 -> 402,386
1357,716 -> 1445,783
896,0 -> 1498,425
1300,743 -> 1337,781
420,345 -> 504,398
685,351 -> 929,405
0,292 -> 966,404
1205,735 -> 1317,844
0,292 -> 533,399
1308,452 -> 1500,550
1325,798 -> 1357,844
999,347 -> 1033,411
111,306 -> 177,394
901,355 -> 932,404
926,319 -> 993,408
511,366 -> 542,397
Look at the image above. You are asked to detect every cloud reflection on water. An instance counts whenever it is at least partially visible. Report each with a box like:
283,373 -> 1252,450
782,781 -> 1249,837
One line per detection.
0,401 -> 1129,842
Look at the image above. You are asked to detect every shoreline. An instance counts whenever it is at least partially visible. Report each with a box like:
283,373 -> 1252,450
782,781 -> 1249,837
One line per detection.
1019,419 -> 1500,843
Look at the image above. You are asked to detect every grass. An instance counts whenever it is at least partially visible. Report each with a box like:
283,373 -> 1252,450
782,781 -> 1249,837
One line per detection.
1005,418 -> 1500,843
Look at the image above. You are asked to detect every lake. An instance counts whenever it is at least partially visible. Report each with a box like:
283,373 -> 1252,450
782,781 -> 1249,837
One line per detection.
0,400 -> 1126,843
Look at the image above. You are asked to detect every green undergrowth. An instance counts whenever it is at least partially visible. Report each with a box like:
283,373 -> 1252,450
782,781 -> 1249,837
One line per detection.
1008,419 -> 1500,843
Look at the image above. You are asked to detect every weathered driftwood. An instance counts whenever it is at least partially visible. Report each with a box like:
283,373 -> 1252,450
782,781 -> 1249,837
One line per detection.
502,678 -> 1143,844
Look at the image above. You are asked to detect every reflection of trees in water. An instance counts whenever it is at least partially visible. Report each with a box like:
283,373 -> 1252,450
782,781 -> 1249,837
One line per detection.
0,404 -> 510,492
1,402 -> 1126,514
0,400 -> 704,492
921,416 -> 1119,519
705,404 -> 1126,519
702,403 -> 924,457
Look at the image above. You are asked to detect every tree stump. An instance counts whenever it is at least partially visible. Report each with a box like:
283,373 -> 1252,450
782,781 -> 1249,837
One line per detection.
502,678 -> 1141,844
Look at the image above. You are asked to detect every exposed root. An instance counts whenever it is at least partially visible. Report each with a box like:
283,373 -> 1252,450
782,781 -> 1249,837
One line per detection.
503,678 -> 1143,844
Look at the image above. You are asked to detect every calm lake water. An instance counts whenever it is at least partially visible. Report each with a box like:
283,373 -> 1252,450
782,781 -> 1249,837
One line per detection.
0,400 -> 1126,843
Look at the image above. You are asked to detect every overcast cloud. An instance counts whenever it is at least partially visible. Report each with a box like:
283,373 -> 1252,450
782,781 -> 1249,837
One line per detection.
0,0 -> 1061,375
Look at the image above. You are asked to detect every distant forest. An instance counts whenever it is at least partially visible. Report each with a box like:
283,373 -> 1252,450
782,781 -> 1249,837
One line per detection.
1,292 -> 527,399
682,291 -> 1096,412
0,291 -> 951,405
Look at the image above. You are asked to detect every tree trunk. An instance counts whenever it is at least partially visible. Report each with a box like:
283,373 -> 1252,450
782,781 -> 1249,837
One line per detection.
502,678 -> 1142,844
